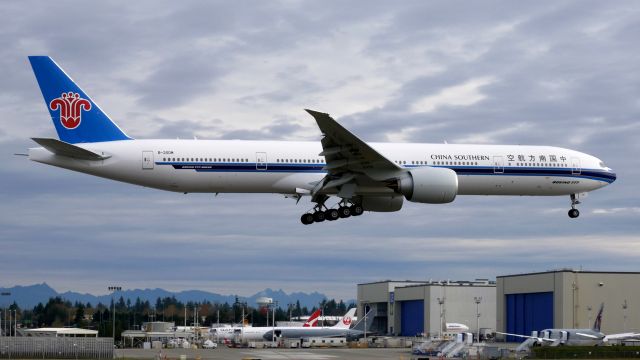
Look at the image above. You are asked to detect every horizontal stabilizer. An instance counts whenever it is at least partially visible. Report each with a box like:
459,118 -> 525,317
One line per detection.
31,138 -> 110,160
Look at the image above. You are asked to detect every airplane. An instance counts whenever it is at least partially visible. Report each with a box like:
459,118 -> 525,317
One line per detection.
261,307 -> 374,341
497,304 -> 640,348
210,308 -> 321,342
445,323 -> 470,333
26,56 -> 617,224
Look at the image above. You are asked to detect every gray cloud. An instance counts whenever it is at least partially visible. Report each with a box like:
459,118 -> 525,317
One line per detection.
1,1 -> 639,301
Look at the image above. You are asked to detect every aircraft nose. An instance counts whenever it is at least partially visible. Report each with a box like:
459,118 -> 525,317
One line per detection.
609,170 -> 617,184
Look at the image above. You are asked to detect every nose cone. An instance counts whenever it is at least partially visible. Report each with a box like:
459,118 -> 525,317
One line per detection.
604,167 -> 616,184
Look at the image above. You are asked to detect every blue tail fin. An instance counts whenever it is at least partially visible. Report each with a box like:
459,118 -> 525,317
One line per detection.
28,56 -> 132,143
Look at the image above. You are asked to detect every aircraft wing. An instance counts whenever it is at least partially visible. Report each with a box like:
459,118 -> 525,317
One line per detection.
603,332 -> 640,341
495,331 -> 554,343
306,109 -> 402,183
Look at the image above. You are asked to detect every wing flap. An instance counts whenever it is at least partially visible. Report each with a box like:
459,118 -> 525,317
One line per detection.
31,137 -> 110,160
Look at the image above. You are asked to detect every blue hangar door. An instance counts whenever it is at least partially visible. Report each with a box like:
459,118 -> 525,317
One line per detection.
506,292 -> 553,342
401,300 -> 424,336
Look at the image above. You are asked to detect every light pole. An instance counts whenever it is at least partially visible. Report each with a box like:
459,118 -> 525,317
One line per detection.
319,300 -> 326,328
622,300 -> 628,332
108,286 -> 121,349
474,297 -> 482,343
587,305 -> 592,328
363,304 -> 368,342
1,292 -> 10,337
12,310 -> 17,337
271,301 -> 278,346
437,297 -> 445,338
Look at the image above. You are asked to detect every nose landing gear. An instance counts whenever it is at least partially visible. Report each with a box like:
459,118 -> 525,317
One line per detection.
568,194 -> 580,218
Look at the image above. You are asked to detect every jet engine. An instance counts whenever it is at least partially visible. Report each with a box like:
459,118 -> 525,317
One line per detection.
397,167 -> 458,204
361,195 -> 404,212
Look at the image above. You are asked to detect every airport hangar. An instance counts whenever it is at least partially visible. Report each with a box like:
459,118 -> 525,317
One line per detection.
357,279 -> 497,337
497,269 -> 640,339
358,270 -> 640,339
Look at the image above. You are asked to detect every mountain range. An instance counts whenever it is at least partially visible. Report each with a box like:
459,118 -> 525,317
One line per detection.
0,283 -> 336,310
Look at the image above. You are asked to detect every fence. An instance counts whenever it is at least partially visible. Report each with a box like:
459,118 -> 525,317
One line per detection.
533,346 -> 640,359
0,337 -> 113,359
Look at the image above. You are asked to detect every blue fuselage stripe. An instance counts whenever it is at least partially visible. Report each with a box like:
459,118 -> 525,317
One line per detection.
155,162 -> 616,183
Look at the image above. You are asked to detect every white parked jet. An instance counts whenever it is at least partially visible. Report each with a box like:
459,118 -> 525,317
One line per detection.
27,56 -> 616,224
210,309 -> 321,342
445,323 -> 470,333
261,308 -> 367,341
498,304 -> 640,348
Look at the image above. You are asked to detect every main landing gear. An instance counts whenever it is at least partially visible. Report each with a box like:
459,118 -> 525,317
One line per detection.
568,194 -> 580,218
300,199 -> 364,225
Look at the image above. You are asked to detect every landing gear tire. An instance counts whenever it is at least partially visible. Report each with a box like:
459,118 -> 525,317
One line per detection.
350,204 -> 364,216
568,209 -> 580,218
313,211 -> 326,222
338,206 -> 351,218
326,209 -> 340,221
301,213 -> 314,225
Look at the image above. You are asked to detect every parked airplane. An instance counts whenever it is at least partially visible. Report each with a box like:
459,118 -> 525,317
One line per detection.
498,304 -> 640,347
261,307 -> 374,341
446,323 -> 470,333
27,56 -> 616,224
210,309 -> 321,342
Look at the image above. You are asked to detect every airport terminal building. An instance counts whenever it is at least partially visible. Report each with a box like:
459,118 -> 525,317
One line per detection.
357,279 -> 496,337
496,270 -> 640,339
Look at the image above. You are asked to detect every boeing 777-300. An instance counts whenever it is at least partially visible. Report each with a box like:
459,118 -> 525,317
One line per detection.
26,56 -> 616,224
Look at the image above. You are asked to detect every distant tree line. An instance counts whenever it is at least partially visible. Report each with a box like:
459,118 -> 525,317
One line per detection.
3,297 -> 354,339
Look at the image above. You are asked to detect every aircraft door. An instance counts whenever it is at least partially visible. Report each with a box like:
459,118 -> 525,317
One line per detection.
256,152 -> 267,170
571,157 -> 581,175
142,151 -> 154,169
493,156 -> 504,174
560,330 -> 568,343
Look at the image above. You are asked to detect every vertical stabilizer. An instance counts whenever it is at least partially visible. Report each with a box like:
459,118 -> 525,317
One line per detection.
352,308 -> 375,332
332,308 -> 356,329
28,56 -> 131,144
303,309 -> 321,327
593,303 -> 604,332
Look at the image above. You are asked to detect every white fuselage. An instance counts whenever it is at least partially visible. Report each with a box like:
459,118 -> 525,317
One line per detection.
211,324 -> 316,342
29,139 -> 615,197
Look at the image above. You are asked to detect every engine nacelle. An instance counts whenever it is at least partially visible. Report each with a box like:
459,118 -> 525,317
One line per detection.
361,195 -> 404,212
398,167 -> 458,204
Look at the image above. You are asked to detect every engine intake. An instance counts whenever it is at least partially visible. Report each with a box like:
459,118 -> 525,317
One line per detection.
398,167 -> 458,204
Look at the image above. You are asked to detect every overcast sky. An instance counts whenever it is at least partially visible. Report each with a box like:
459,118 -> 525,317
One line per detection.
1,1 -> 639,302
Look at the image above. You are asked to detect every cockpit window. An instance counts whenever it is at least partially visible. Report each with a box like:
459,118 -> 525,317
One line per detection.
599,161 -> 606,168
